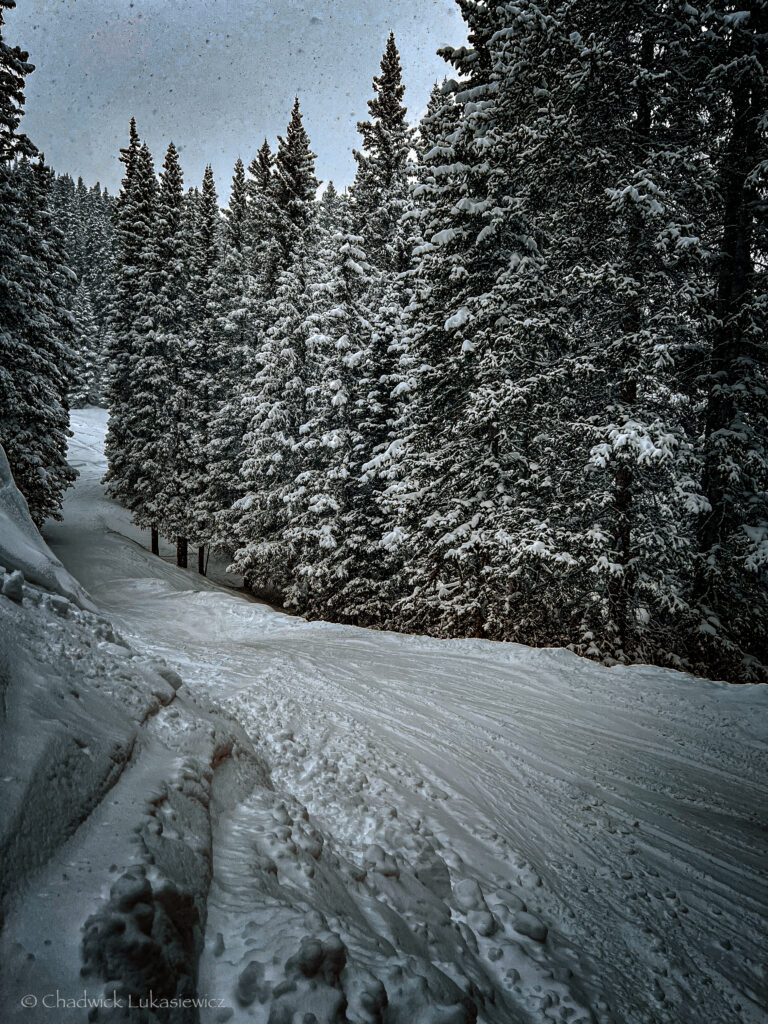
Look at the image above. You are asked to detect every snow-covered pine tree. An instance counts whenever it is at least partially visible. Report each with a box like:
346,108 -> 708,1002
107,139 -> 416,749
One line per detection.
224,156 -> 247,252
323,32 -> 417,622
230,234 -> 319,600
103,118 -> 143,505
317,180 -> 344,233
351,32 -> 411,275
692,3 -> 768,678
201,158 -> 260,560
484,0 -> 711,667
244,138 -> 282,296
152,141 -> 192,558
271,97 -> 319,258
281,203 -> 375,619
78,181 -> 116,349
386,2 -> 522,639
231,99 -> 319,600
0,0 -> 33,163
294,35 -> 414,625
50,174 -> 115,403
4,155 -> 77,524
69,281 -> 102,407
114,141 -> 167,536
185,164 -> 222,571
0,2 -> 77,523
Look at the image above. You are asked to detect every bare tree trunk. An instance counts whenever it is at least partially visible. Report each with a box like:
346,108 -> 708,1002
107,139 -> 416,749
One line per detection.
176,536 -> 188,569
198,545 -> 206,576
151,525 -> 159,556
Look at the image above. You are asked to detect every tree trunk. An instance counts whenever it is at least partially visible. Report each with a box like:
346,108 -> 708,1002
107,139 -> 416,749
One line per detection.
176,536 -> 188,569
198,545 -> 206,576
150,525 -> 159,556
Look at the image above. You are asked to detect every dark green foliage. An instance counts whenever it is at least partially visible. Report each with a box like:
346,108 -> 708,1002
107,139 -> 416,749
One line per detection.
0,4 -> 76,524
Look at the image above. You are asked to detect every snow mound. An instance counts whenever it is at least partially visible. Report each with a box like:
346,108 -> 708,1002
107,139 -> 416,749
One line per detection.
0,444 -> 94,610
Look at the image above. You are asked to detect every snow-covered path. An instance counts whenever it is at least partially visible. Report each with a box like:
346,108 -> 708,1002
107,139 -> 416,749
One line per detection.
35,409 -> 768,1022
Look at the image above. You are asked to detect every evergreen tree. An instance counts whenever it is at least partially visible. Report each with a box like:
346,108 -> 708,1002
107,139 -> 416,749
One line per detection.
153,141 -> 192,551
69,282 -> 102,407
692,3 -> 768,677
245,138 -> 281,294
185,164 -> 221,563
103,118 -> 143,505
202,158 -> 260,558
0,0 -> 33,163
230,235 -> 318,599
0,155 -> 77,524
272,97 -> 319,255
387,9 -> 509,638
282,206 -> 374,618
115,141 -> 163,527
231,99 -> 319,597
224,156 -> 247,252
0,4 -> 76,523
285,35 -> 414,624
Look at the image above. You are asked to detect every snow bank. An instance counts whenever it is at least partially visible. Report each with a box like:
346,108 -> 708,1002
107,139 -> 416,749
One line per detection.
0,444 -> 94,610
0,569 -> 270,1023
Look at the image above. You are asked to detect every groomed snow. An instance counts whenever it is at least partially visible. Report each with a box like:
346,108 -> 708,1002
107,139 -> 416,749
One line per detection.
1,406 -> 766,1024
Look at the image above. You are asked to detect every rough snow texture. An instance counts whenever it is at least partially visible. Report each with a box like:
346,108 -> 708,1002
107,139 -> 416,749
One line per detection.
0,408 -> 766,1024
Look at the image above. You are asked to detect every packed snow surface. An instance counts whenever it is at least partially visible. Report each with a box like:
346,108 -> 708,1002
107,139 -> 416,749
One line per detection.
1,407 -> 766,1024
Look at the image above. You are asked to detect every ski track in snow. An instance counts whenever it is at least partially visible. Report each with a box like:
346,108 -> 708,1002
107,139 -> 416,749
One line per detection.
4,407 -> 766,1024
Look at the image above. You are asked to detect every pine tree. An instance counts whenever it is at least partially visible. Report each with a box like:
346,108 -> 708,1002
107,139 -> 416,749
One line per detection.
231,99 -> 319,598
185,164 -> 221,568
245,138 -> 281,294
387,6 -> 511,638
201,158 -> 260,559
3,156 -> 77,524
230,235 -> 318,599
281,205 -> 374,618
272,97 -> 319,256
113,143 -> 164,525
346,34 -> 415,621
224,156 -> 247,252
153,141 -> 192,553
0,5 -> 76,524
295,35 -> 414,624
103,118 -> 143,505
0,0 -> 33,163
69,282 -> 102,407
692,3 -> 768,677
50,173 -> 116,376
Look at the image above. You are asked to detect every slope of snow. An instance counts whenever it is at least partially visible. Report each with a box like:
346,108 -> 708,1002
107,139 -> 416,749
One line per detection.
1,406 -> 766,1024
0,445 -> 93,609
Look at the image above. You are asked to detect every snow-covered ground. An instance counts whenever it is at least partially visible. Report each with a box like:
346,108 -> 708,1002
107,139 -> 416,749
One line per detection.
1,406 -> 766,1024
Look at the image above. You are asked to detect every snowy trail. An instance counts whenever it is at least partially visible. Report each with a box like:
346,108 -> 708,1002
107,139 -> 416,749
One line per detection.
35,408 -> 768,1023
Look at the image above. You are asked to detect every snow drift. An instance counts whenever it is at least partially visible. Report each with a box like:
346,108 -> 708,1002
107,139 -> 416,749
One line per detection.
0,444 -> 93,610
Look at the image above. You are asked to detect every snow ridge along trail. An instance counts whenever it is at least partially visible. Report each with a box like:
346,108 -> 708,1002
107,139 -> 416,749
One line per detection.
10,407 -> 768,1023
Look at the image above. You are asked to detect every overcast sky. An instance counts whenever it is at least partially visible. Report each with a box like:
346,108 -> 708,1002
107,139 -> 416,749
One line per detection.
8,0 -> 466,201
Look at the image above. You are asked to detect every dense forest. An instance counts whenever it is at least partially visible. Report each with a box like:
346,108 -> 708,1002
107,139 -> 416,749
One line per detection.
1,0 -> 766,681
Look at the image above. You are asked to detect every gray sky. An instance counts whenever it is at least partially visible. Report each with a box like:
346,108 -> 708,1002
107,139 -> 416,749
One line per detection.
8,0 -> 466,201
